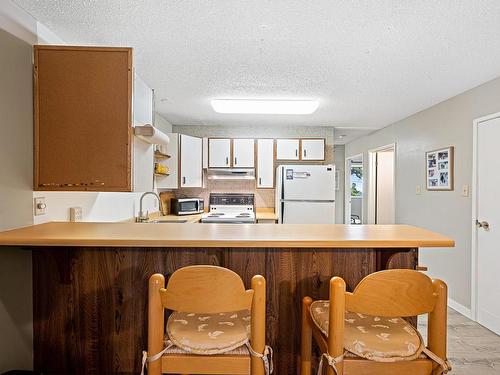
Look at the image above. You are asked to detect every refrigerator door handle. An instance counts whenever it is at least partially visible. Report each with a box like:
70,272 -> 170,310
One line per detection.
280,167 -> 285,200
293,171 -> 311,179
280,199 -> 335,203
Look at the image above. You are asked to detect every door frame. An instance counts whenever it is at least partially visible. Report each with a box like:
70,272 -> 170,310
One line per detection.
367,143 -> 396,224
471,111 -> 500,321
344,153 -> 364,224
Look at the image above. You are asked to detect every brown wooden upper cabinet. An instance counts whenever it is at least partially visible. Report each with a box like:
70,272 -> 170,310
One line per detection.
276,138 -> 325,161
34,45 -> 154,191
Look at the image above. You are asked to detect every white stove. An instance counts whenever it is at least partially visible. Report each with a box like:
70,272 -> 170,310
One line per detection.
201,193 -> 256,224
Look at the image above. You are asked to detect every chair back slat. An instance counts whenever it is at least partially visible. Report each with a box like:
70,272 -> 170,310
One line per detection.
160,265 -> 254,313
345,269 -> 437,317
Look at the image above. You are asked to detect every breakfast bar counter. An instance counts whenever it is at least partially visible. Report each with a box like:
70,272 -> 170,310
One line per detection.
0,223 -> 453,375
0,222 -> 453,248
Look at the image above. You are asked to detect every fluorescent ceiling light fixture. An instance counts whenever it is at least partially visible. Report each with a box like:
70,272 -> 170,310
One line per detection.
211,99 -> 319,114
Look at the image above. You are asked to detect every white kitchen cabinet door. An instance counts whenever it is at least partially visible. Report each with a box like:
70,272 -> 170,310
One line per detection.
257,139 -> 274,188
233,138 -> 255,167
301,139 -> 325,160
155,133 -> 179,189
132,73 -> 154,191
180,134 -> 203,187
209,138 -> 231,167
276,139 -> 300,160
202,137 -> 208,169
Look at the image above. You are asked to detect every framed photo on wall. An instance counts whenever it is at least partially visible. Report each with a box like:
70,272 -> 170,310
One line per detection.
426,146 -> 454,191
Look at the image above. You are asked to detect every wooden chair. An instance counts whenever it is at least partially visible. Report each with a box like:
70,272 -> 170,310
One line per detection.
301,269 -> 451,375
144,265 -> 270,375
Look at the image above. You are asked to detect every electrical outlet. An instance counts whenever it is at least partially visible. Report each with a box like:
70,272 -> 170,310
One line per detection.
34,197 -> 47,216
415,185 -> 422,195
462,185 -> 470,197
70,207 -> 83,222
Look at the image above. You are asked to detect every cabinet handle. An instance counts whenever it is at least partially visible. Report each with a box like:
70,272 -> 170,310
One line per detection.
234,157 -> 238,165
225,156 -> 229,165
304,149 -> 307,157
182,176 -> 186,185
259,177 -> 262,185
295,149 -> 298,157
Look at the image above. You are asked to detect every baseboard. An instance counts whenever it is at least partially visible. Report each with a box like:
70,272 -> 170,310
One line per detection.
448,298 -> 472,319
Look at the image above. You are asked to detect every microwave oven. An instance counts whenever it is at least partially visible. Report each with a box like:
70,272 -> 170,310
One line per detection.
171,198 -> 204,215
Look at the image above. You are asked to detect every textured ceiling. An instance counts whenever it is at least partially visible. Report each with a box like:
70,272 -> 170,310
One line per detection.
13,0 -> 500,130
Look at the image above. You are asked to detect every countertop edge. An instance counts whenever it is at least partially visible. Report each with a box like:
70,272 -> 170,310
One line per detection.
0,239 -> 455,248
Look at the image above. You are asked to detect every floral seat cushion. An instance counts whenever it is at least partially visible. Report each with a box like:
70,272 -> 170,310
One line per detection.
166,310 -> 251,355
310,300 -> 424,362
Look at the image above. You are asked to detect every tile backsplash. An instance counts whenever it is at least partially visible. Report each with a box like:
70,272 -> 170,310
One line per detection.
170,125 -> 336,209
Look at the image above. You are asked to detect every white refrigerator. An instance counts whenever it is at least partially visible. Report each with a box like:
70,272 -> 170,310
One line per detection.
275,165 -> 336,224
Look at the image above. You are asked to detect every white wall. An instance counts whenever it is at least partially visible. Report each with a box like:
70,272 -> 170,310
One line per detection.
0,27 -> 34,372
155,113 -> 173,134
345,75 -> 500,312
0,0 -> 64,45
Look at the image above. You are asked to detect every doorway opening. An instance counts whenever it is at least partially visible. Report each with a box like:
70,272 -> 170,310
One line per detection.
345,154 -> 363,224
368,144 -> 396,224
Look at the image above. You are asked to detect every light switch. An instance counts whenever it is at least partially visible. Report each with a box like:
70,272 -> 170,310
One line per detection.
462,185 -> 470,197
70,207 -> 83,222
415,185 -> 422,195
34,197 -> 47,216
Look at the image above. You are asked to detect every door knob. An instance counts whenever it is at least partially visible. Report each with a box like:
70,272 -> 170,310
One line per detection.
476,220 -> 490,230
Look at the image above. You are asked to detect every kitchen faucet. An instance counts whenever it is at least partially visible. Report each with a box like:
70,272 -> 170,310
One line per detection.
136,191 -> 161,223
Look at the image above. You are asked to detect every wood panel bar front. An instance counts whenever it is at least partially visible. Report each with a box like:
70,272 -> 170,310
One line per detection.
31,246 -> 417,375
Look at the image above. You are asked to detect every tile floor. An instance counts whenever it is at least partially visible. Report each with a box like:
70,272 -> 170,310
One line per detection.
419,308 -> 500,374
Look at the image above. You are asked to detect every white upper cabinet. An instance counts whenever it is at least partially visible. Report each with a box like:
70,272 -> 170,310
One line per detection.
156,133 -> 179,189
209,138 -> 231,167
301,139 -> 325,160
180,134 -> 203,187
276,139 -> 300,160
257,139 -> 274,188
132,73 -> 154,192
233,138 -> 255,168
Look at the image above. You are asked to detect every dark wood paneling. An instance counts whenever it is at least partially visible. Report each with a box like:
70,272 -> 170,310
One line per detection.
32,247 -> 416,374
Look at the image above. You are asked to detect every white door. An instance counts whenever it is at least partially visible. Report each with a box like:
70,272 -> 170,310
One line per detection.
209,138 -> 231,167
276,139 -> 300,160
180,134 -> 202,187
281,165 -> 335,200
233,138 -> 255,167
301,139 -> 325,160
156,133 -> 179,189
476,115 -> 500,335
257,139 -> 274,188
375,150 -> 395,224
282,201 -> 335,224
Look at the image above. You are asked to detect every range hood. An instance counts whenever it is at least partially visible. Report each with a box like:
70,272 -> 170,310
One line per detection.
207,168 -> 255,180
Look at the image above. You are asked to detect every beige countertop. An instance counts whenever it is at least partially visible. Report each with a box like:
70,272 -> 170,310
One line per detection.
147,209 -> 277,223
149,212 -> 203,223
0,222 -> 454,248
